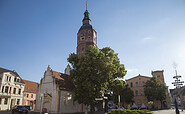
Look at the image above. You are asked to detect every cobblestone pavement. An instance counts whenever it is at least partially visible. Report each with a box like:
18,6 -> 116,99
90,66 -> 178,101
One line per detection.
0,111 -> 40,114
150,109 -> 185,114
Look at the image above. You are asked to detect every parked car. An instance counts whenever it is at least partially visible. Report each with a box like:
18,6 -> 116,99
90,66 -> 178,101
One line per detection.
12,105 -> 28,114
24,105 -> 31,111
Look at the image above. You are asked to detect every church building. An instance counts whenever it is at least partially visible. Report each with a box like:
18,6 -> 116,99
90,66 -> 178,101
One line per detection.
35,7 -> 97,114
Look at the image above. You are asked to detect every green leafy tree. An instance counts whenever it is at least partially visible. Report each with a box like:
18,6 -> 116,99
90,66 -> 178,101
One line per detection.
144,77 -> 168,109
67,46 -> 126,112
112,80 -> 134,105
122,85 -> 134,104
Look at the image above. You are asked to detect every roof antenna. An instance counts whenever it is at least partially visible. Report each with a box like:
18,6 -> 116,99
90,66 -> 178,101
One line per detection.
86,0 -> 87,10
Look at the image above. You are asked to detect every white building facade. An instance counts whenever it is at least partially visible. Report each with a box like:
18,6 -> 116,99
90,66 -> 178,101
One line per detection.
0,68 -> 25,110
35,66 -> 81,114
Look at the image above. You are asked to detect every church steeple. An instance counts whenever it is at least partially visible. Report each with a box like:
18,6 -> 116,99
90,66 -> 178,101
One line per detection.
76,3 -> 97,56
83,1 -> 91,25
82,10 -> 91,25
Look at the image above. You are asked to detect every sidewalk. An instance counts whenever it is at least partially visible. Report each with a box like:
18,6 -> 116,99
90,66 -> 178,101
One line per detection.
150,109 -> 185,114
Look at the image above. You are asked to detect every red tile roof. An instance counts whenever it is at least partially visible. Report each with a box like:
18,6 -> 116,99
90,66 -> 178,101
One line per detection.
23,80 -> 39,93
52,71 -> 64,80
52,71 -> 75,91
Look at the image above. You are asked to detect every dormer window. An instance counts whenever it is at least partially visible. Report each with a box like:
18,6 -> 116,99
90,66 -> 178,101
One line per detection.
14,77 -> 20,82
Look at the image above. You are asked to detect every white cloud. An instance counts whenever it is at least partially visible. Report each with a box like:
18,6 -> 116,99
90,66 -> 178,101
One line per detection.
141,37 -> 154,43
143,37 -> 153,40
127,68 -> 138,73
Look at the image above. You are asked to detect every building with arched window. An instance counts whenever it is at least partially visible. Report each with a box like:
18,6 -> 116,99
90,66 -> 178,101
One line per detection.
0,68 -> 25,110
126,70 -> 171,109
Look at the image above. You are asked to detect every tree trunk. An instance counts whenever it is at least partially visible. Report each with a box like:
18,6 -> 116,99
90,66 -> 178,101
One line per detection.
90,105 -> 95,114
161,100 -> 163,109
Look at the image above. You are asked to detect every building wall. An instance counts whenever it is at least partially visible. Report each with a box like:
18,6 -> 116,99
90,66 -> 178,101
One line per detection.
126,75 -> 151,108
35,70 -> 58,113
59,90 -> 81,113
23,91 -> 36,110
0,72 -> 25,110
126,73 -> 171,109
77,28 -> 97,55
152,70 -> 164,83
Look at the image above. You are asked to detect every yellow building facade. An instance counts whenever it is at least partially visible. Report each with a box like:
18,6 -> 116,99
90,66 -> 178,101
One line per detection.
126,70 -> 171,109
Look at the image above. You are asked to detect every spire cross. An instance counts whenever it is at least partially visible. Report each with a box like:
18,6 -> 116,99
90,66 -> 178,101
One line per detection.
86,0 -> 87,10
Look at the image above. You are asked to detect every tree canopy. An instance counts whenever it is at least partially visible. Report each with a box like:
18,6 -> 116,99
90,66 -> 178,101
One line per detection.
112,80 -> 134,105
144,77 -> 168,109
67,46 -> 126,111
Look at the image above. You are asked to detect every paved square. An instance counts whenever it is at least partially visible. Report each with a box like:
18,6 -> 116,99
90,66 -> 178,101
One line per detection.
150,109 -> 185,114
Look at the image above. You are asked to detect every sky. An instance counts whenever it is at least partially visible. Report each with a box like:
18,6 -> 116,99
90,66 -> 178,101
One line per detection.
0,0 -> 185,89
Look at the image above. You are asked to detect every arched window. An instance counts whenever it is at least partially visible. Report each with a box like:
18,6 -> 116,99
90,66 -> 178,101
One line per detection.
130,82 -> 133,87
136,82 -> 138,87
136,90 -> 138,96
140,90 -> 143,95
142,81 -> 145,86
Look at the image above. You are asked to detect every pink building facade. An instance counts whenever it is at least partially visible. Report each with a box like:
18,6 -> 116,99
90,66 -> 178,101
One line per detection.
22,80 -> 38,110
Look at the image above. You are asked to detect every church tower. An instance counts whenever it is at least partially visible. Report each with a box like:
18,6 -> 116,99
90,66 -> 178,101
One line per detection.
77,6 -> 97,55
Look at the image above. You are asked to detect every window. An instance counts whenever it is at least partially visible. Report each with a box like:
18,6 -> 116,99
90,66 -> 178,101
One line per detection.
142,81 -> 145,86
17,79 -> 20,82
27,94 -> 29,98
81,37 -> 84,40
5,86 -> 8,93
18,89 -> 21,95
13,88 -> 16,94
135,90 -> 138,96
140,90 -> 143,95
14,77 -> 16,82
157,75 -> 160,78
9,77 -> 11,82
88,30 -> 91,33
17,99 -> 20,105
136,82 -> 138,87
130,82 -> 133,87
4,98 -> 8,105
26,101 -> 28,105
82,48 -> 84,52
6,76 -> 8,81
2,86 -> 4,93
31,94 -> 33,98
0,98 -> 1,104
9,87 -> 12,93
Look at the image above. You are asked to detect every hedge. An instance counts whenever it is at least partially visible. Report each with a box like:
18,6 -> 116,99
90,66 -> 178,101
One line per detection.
107,109 -> 153,114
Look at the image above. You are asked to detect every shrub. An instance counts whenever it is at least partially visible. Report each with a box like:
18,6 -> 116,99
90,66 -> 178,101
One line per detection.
107,109 -> 153,114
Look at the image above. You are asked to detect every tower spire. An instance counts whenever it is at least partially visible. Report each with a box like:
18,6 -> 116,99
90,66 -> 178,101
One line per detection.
86,0 -> 87,10
82,1 -> 91,25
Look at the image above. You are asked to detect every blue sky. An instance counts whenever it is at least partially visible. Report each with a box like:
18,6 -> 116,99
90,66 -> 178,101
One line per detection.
0,0 -> 185,89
